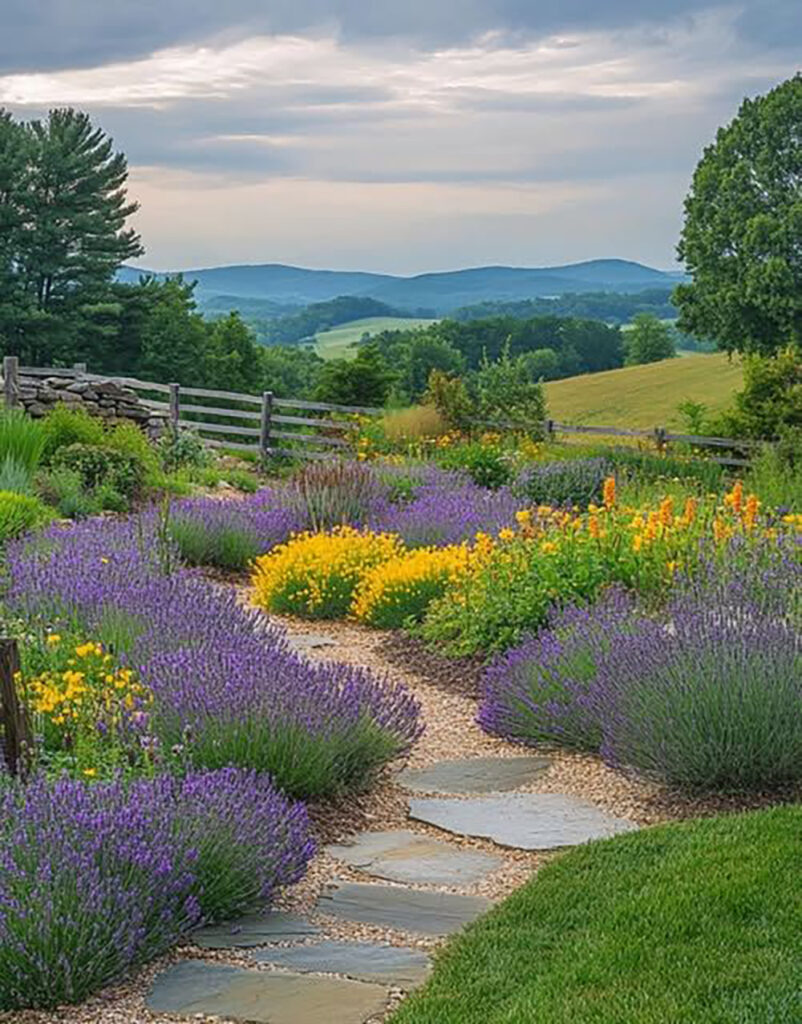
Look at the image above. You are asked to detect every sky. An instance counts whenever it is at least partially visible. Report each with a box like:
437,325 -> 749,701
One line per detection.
0,1 -> 799,274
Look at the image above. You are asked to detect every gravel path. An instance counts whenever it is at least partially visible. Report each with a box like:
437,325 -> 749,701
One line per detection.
6,613 -> 790,1024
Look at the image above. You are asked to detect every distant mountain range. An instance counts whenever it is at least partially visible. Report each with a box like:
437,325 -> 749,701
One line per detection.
118,259 -> 683,316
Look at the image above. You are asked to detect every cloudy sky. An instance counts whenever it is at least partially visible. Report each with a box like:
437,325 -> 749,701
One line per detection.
1,1 -> 798,273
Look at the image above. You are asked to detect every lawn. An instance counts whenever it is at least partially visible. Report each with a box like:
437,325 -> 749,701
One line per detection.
545,352 -> 743,429
314,316 -> 438,360
392,805 -> 802,1024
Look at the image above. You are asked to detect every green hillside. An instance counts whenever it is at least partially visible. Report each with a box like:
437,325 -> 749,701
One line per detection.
545,352 -> 742,429
314,316 -> 438,360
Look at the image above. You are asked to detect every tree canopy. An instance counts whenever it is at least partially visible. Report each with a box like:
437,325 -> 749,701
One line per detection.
674,73 -> 802,356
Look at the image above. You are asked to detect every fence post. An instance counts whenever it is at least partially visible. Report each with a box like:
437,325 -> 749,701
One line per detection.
3,355 -> 19,410
168,383 -> 180,431
654,425 -> 667,452
545,418 -> 555,440
260,390 -> 274,462
0,638 -> 30,777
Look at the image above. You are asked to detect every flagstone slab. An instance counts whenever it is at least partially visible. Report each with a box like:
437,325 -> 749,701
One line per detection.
398,755 -> 551,795
326,829 -> 502,885
316,880 -> 490,936
409,793 -> 638,850
194,912 -> 320,948
286,632 -> 336,652
252,940 -> 431,988
147,960 -> 388,1024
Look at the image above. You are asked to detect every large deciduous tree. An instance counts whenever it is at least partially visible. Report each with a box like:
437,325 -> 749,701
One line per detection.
0,107 -> 142,363
674,74 -> 802,355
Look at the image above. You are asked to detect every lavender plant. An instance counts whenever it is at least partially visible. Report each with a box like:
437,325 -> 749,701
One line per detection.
169,490 -> 302,570
0,768 -> 313,1010
514,457 -> 611,508
7,517 -> 422,798
286,459 -> 391,532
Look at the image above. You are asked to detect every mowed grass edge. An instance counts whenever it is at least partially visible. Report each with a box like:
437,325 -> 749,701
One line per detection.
391,805 -> 802,1024
314,317 -> 439,360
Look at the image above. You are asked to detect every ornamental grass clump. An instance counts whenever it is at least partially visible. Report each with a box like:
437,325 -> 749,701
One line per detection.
169,490 -> 302,570
479,588 -> 657,752
286,459 -> 391,532
252,526 -> 402,618
0,769 -> 313,1010
353,544 -> 472,628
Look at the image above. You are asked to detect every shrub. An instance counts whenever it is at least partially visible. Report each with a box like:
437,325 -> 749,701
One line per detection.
252,526 -> 402,618
105,420 -> 159,476
169,491 -> 301,571
286,459 -> 391,531
0,491 -> 50,542
439,440 -> 513,489
157,427 -> 210,472
0,453 -> 35,494
479,590 -> 657,752
0,769 -> 313,1010
35,466 -> 100,519
40,403 -> 104,463
353,545 -> 471,628
514,457 -> 611,507
0,409 -> 46,492
53,443 -> 144,497
597,587 -> 802,791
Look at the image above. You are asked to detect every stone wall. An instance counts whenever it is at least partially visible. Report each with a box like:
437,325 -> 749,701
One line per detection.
13,373 -> 168,437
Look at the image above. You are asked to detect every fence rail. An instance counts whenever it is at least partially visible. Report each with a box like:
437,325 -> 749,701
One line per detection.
2,357 -> 765,467
4,358 -> 380,461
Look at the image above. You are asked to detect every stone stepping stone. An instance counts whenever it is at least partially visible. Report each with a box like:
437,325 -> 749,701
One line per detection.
398,755 -> 551,795
410,793 -> 638,851
252,939 -> 431,988
317,880 -> 490,936
194,911 -> 320,949
327,829 -> 501,885
147,960 -> 387,1024
286,632 -> 336,652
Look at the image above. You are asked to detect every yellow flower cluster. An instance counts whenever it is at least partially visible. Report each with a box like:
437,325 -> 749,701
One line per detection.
352,544 -> 474,628
252,526 -> 403,618
22,637 -> 151,732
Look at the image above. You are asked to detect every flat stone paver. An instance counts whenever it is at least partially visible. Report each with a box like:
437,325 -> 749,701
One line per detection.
410,793 -> 638,850
316,880 -> 490,936
398,755 -> 551,794
147,960 -> 388,1024
194,911 -> 320,948
326,829 -> 502,885
252,940 -> 431,988
286,632 -> 336,652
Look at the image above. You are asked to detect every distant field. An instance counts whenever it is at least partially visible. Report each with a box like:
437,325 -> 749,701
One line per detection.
314,317 -> 438,360
545,352 -> 742,429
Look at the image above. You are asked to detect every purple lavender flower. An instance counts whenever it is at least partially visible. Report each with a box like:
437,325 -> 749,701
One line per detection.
0,768 -> 313,1010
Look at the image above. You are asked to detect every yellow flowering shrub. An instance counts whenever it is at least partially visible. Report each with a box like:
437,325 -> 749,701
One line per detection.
252,526 -> 403,619
18,633 -> 153,777
352,544 -> 473,628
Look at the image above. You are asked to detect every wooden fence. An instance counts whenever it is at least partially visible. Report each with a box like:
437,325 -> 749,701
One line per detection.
4,358 -> 381,461
2,358 -> 762,466
0,638 -> 30,777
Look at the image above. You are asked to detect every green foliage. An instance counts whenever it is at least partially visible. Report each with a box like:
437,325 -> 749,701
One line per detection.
473,347 -> 547,437
624,313 -> 677,365
391,806 -> 802,1024
314,344 -> 394,407
0,490 -> 50,541
258,344 -> 324,398
745,442 -> 802,510
712,346 -> 802,439
105,421 -> 159,476
439,442 -> 512,490
287,460 -> 387,532
40,404 -> 104,464
675,73 -> 802,355
52,444 -> 144,498
452,287 -> 678,324
0,108 -> 142,365
0,409 -> 46,475
157,428 -> 210,473
425,370 -> 475,432
35,467 -> 99,519
260,295 -> 404,345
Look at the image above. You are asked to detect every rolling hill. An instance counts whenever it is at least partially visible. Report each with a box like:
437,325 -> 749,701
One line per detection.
119,259 -> 682,316
544,353 -> 742,430
314,316 -> 438,360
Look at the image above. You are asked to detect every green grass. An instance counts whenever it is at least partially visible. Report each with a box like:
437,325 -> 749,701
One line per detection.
314,317 -> 438,360
545,352 -> 743,429
392,805 -> 802,1024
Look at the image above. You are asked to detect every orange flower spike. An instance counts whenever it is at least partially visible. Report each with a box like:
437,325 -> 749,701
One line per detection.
602,476 -> 616,510
588,515 -> 601,539
742,494 -> 760,530
682,497 -> 697,525
725,480 -> 744,515
658,496 -> 674,527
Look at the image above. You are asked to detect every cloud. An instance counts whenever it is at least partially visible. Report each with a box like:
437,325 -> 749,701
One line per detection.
0,2 -> 797,272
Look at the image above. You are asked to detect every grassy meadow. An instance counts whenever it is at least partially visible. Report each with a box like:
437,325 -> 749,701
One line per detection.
314,316 -> 438,360
544,352 -> 743,429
